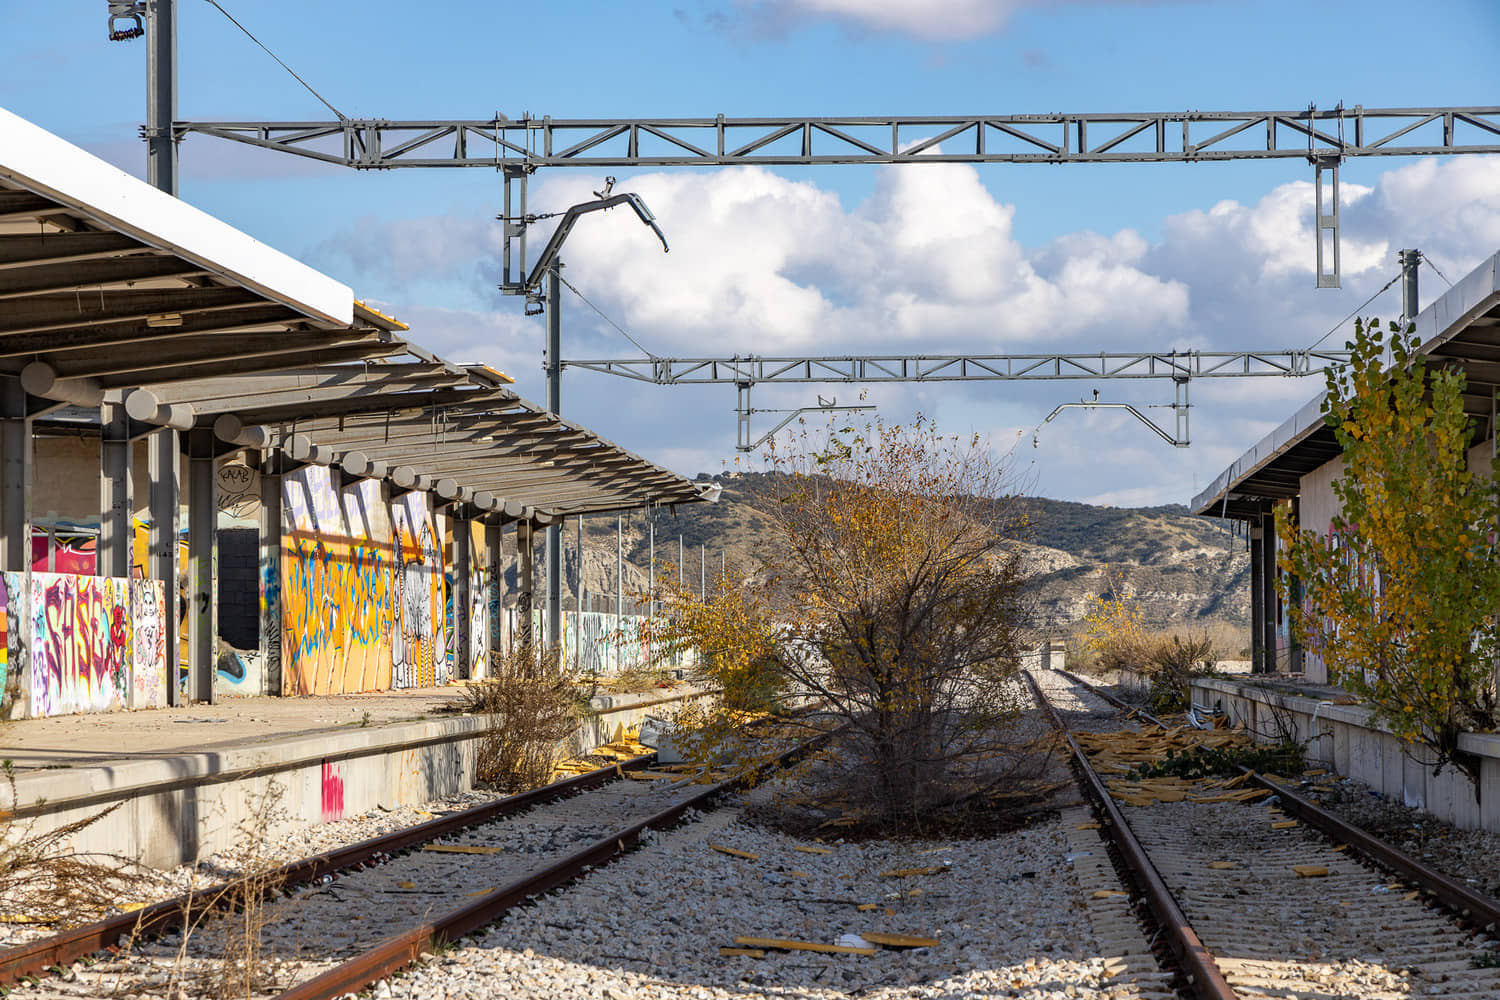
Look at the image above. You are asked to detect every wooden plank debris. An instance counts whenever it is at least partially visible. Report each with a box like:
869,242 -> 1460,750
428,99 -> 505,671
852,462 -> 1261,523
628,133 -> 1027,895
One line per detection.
710,844 -> 760,861
793,845 -> 834,854
423,844 -> 502,855
1207,861 -> 1237,870
880,866 -> 948,878
733,936 -> 877,956
860,932 -> 939,948
720,947 -> 767,958
1293,865 -> 1330,878
1271,820 -> 1299,830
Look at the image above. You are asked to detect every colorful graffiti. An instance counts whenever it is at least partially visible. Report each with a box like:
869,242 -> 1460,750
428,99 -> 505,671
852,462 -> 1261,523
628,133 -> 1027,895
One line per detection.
468,521 -> 488,679
26,572 -> 166,717
391,496 -> 443,689
280,468 -> 445,695
320,759 -> 345,821
131,580 -> 167,708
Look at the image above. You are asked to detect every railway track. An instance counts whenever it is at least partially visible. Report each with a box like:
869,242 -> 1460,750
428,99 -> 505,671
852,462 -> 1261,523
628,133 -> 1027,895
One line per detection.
1031,668 -> 1500,999
0,746 -> 667,990
0,720 -> 833,1000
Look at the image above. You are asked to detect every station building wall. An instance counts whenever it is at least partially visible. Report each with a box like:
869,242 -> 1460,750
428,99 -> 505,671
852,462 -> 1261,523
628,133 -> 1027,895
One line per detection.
1289,436 -> 1496,684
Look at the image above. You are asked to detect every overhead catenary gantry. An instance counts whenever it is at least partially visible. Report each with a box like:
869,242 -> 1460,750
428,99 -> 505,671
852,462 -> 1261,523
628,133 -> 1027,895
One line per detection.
176,105 -> 1500,290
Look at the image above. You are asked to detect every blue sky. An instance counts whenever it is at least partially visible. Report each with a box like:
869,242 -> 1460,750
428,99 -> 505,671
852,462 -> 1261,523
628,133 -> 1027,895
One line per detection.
6,1 -> 1500,506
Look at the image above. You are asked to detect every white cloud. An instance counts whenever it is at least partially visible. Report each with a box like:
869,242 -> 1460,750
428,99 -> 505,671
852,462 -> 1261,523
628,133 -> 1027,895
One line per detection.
525,162 -> 1190,354
319,154 -> 1500,506
727,0 -> 1195,41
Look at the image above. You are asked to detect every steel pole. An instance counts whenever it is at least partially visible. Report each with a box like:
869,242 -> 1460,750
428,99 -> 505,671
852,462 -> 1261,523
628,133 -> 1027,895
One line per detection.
616,514 -> 623,673
544,265 -> 562,651
1399,248 -> 1421,326
146,0 -> 177,195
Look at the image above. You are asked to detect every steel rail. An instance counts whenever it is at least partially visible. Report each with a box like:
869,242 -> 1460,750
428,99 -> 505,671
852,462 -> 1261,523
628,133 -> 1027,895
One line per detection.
273,725 -> 837,1000
0,751 -> 658,987
1055,668 -> 1169,729
1024,671 -> 1237,1000
1056,671 -> 1500,934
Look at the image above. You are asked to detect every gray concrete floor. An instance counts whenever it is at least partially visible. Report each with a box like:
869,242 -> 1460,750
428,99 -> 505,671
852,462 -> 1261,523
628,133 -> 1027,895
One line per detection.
0,687 -> 470,771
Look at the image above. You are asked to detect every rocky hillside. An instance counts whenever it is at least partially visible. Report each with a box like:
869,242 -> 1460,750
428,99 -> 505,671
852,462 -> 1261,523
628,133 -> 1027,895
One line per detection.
555,473 -> 1249,646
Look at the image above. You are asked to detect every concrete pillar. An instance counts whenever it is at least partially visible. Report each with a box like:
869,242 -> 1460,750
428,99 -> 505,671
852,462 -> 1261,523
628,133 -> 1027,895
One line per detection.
485,520 -> 502,672
1249,520 -> 1266,674
185,430 -> 217,702
517,520 -> 534,652
99,396 -> 132,581
148,427 -> 181,704
0,378 -> 32,718
453,511 -> 471,679
258,456 -> 282,695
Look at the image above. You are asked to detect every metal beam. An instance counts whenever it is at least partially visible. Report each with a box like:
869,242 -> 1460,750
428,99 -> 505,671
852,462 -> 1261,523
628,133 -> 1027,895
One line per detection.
564,349 -> 1353,385
178,106 -> 1500,169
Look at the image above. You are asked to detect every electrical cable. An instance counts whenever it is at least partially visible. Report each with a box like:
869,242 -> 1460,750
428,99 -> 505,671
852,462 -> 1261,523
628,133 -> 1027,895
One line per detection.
556,274 -> 659,359
1306,271 -> 1401,349
1423,255 -> 1454,288
201,0 -> 348,121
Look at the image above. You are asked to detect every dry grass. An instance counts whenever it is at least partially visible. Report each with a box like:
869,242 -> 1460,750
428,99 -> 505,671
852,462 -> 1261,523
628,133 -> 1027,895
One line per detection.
464,645 -> 579,792
0,765 -> 159,928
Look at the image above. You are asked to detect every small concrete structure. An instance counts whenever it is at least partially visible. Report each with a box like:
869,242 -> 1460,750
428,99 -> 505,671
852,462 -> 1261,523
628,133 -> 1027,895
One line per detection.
1190,675 -> 1500,833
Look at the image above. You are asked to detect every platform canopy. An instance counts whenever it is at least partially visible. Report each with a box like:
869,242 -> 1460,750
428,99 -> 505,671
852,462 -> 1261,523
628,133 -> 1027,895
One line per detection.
1192,250 -> 1500,520
0,108 -> 712,520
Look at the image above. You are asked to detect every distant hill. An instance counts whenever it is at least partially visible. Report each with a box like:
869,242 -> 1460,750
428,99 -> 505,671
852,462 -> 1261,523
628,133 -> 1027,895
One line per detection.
553,472 -> 1249,649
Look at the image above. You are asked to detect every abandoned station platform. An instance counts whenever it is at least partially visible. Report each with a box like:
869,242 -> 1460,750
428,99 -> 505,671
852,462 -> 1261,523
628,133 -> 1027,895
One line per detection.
0,108 -> 712,864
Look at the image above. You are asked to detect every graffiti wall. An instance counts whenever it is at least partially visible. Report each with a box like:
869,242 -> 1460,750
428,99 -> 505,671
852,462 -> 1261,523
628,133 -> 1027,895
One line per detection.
23,572 -> 166,717
280,467 -> 445,695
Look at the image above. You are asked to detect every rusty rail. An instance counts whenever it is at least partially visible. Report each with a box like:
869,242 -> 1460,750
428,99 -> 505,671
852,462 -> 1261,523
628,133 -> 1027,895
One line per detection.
273,725 -> 836,1000
1024,671 -> 1238,1000
0,751 -> 657,986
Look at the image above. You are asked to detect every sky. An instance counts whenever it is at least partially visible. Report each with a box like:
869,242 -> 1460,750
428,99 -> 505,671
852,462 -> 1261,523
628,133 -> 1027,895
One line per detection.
6,1 -> 1500,508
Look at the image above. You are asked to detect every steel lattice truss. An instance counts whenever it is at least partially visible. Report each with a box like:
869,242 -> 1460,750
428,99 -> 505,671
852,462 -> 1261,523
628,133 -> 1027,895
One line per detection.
561,349 -> 1352,385
176,106 -> 1500,168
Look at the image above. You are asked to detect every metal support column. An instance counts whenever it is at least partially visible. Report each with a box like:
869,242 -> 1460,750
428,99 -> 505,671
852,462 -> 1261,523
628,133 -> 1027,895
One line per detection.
516,520 -> 534,653
454,511 -> 472,679
1400,248 -> 1421,325
1261,513 -> 1279,672
148,428 -> 181,703
146,0 -> 178,195
1249,519 -> 1266,674
0,380 -> 32,575
186,428 -> 216,702
258,455 -> 282,695
99,396 -> 133,580
615,514 -> 623,674
544,265 -> 562,652
0,379 -> 32,718
1173,377 -> 1191,447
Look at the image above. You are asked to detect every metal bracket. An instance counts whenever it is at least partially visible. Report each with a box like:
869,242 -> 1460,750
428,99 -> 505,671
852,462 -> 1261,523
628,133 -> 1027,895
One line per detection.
735,382 -> 874,452
1034,377 -> 1191,448
1312,154 -> 1341,288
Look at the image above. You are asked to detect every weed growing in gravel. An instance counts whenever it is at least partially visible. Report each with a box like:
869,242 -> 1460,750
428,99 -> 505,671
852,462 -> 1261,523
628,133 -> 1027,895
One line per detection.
1127,741 -> 1305,781
0,763 -> 158,927
464,643 -> 578,792
147,780 -> 294,1000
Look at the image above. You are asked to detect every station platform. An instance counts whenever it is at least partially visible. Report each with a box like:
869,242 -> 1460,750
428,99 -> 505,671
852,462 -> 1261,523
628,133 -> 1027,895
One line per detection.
0,683 -> 702,869
0,687 -> 465,773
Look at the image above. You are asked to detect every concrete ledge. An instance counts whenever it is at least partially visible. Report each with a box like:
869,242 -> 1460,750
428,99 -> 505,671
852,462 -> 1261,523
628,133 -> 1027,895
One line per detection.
9,686 -> 707,869
1191,676 -> 1492,833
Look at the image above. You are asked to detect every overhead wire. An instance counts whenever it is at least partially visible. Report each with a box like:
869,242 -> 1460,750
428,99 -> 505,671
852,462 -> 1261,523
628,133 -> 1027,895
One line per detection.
556,274 -> 659,359
1423,255 -> 1454,288
1307,271 -> 1402,349
201,0 -> 348,121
